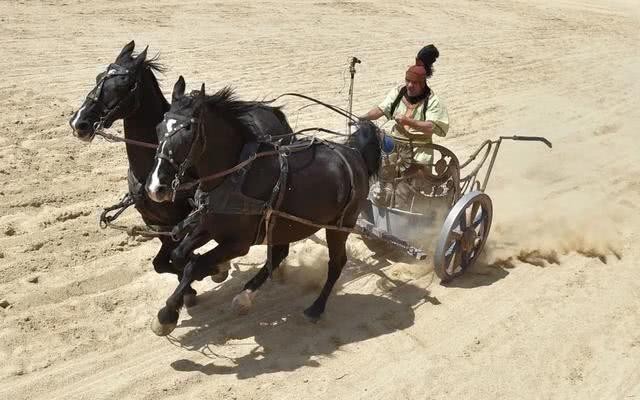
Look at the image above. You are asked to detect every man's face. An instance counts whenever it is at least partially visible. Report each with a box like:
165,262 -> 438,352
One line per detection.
405,77 -> 426,97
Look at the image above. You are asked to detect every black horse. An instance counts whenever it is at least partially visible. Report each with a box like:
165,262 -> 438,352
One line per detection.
145,77 -> 381,335
68,41 -> 205,305
69,42 -> 292,306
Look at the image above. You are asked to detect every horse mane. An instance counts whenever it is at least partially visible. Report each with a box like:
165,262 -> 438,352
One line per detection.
198,87 -> 258,139
143,53 -> 168,74
141,54 -> 169,109
346,120 -> 381,178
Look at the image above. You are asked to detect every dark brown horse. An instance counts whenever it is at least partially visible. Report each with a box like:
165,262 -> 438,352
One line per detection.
145,77 -> 381,335
69,42 -> 293,307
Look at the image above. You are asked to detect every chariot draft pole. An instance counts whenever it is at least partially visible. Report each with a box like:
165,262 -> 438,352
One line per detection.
346,56 -> 361,134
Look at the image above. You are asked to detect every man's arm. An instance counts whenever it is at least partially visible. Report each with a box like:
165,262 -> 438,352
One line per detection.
360,107 -> 385,121
394,114 -> 434,138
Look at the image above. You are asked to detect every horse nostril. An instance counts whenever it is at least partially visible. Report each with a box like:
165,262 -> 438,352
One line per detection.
147,183 -> 172,203
76,121 -> 90,131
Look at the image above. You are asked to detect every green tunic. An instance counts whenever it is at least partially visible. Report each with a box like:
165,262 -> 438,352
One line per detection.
378,84 -> 450,164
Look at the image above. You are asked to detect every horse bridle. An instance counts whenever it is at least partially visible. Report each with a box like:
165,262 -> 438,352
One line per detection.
155,111 -> 204,197
84,63 -> 141,134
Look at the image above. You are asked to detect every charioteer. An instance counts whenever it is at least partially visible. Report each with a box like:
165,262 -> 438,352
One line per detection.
359,44 -> 450,209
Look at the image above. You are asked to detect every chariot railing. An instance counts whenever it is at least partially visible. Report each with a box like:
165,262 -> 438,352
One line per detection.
458,135 -> 553,195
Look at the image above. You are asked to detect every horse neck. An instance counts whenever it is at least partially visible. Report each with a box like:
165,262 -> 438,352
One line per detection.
195,111 -> 246,192
123,68 -> 169,181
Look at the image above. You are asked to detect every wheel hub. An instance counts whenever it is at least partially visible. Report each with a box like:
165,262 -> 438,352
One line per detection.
461,228 -> 477,252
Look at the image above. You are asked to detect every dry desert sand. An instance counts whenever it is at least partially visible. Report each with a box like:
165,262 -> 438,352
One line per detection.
1,0 -> 639,399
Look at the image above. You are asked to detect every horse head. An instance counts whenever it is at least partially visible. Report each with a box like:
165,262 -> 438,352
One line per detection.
146,76 -> 206,202
146,76 -> 255,203
69,40 -> 149,141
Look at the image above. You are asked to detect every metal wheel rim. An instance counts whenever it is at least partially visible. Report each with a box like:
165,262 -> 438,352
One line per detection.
434,191 -> 493,281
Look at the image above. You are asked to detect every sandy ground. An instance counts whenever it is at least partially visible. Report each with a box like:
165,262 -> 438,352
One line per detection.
1,0 -> 639,399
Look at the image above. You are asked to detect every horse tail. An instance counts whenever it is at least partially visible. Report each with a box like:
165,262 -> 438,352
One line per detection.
347,121 -> 381,178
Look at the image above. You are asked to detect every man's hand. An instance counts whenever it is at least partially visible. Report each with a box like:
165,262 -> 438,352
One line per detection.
395,116 -> 435,137
394,122 -> 410,137
394,114 -> 411,126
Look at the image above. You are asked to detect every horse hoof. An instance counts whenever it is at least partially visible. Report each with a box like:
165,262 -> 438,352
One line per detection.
303,308 -> 321,323
211,270 -> 229,283
231,290 -> 255,315
151,317 -> 177,336
183,292 -> 198,308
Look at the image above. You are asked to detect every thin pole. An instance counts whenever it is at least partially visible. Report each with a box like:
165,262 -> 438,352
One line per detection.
346,56 -> 361,134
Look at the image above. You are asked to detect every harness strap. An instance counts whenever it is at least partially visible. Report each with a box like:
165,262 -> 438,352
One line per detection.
87,63 -> 144,134
99,193 -> 136,229
389,86 -> 407,118
332,148 -> 357,228
263,152 -> 289,276
169,206 -> 206,241
96,81 -> 139,128
176,139 -> 317,192
98,192 -> 175,239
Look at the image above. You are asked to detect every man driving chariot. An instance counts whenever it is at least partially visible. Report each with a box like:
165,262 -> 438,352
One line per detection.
360,44 -> 450,211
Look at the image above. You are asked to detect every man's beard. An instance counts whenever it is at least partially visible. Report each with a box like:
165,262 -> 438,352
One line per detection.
404,84 -> 430,104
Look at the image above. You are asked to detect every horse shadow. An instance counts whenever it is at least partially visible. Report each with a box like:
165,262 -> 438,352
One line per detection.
167,250 -> 432,379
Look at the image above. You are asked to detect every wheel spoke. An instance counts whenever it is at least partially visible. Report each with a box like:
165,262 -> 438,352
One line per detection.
448,244 -> 463,275
438,193 -> 492,279
470,202 -> 480,223
459,209 -> 468,231
444,240 -> 459,265
472,208 -> 484,229
450,228 -> 463,240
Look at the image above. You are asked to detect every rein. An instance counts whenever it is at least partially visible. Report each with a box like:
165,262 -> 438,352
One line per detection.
91,124 -> 348,153
91,91 -> 359,151
169,120 -> 362,193
161,92 -> 364,193
157,93 -> 360,194
99,192 -> 175,238
174,138 -> 318,192
93,129 -> 158,149
266,92 -> 359,123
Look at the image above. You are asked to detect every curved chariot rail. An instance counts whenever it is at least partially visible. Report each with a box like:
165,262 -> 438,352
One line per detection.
459,135 -> 552,195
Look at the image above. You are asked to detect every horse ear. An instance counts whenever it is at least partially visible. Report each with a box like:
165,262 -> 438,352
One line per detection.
134,46 -> 148,67
200,83 -> 205,97
117,40 -> 135,61
172,76 -> 186,102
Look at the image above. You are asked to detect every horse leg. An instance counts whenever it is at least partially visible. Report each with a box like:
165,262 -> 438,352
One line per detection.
303,230 -> 348,321
177,271 -> 197,308
170,225 -> 211,307
232,244 -> 290,314
154,238 -> 198,308
211,261 -> 230,283
152,241 -> 250,336
152,239 -> 175,274
171,225 -> 229,283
